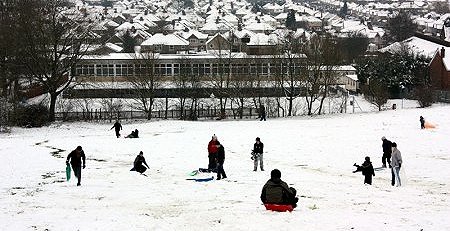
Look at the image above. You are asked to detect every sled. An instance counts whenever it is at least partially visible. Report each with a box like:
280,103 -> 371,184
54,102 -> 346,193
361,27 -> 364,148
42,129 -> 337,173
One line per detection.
424,122 -> 436,129
189,170 -> 199,176
186,176 -> 214,182
264,203 -> 294,212
66,164 -> 71,181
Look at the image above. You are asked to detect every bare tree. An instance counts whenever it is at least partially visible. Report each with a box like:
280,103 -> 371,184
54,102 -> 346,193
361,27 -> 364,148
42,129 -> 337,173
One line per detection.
274,32 -> 305,116
15,0 -> 96,121
362,78 -> 389,111
129,52 -> 161,120
316,35 -> 340,115
174,56 -> 192,120
208,34 -> 234,119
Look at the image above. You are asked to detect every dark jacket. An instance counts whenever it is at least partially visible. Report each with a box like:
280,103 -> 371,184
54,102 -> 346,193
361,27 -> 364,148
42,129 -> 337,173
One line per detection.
382,139 -> 392,154
134,155 -> 149,168
261,178 -> 295,204
217,145 -> 225,164
361,161 -> 375,176
254,142 -> 264,154
111,122 -> 122,131
67,149 -> 86,167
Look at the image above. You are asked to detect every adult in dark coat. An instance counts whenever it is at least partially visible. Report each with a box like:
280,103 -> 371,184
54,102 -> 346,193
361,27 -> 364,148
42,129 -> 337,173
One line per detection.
131,151 -> 150,174
261,169 -> 298,207
381,136 -> 392,168
111,120 -> 122,138
259,105 -> 266,121
353,156 -> 375,185
66,146 -> 86,186
216,143 -> 227,180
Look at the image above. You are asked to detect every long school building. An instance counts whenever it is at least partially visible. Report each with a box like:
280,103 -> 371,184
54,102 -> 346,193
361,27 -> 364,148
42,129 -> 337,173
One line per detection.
69,52 -> 358,98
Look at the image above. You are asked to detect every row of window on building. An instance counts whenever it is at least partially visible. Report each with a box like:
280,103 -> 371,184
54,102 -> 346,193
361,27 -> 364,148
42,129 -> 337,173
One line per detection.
74,62 -> 306,77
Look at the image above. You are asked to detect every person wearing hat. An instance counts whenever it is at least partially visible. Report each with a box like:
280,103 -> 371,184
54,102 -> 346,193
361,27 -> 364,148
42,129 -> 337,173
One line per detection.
260,169 -> 298,207
381,136 -> 392,168
253,137 -> 264,171
207,134 -> 219,171
66,146 -> 86,186
131,151 -> 150,174
353,156 -> 375,185
391,143 -> 403,186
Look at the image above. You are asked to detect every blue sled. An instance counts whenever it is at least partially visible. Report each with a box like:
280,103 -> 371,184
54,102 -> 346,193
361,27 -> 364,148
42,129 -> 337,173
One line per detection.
186,176 -> 214,182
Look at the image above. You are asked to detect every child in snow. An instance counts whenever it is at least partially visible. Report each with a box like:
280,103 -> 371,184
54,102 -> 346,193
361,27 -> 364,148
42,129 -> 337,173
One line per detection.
110,120 -> 122,138
130,151 -> 150,174
125,129 -> 139,138
216,142 -> 227,180
252,137 -> 264,171
420,116 -> 425,129
261,169 -> 298,208
353,156 -> 375,185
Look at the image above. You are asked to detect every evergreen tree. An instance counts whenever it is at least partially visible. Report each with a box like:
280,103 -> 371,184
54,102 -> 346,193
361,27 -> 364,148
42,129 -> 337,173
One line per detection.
122,30 -> 136,53
386,11 -> 418,43
339,0 -> 348,17
285,9 -> 296,30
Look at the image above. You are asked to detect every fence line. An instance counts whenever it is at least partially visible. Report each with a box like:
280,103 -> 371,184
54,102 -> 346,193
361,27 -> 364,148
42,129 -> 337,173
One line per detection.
435,90 -> 450,103
55,107 -> 261,122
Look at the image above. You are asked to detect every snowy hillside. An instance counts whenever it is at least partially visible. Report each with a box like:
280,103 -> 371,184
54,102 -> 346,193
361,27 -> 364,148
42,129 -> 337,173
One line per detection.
1,104 -> 450,231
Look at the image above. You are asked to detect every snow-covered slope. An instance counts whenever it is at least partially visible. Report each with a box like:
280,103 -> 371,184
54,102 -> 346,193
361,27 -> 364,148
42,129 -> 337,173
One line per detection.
1,104 -> 449,231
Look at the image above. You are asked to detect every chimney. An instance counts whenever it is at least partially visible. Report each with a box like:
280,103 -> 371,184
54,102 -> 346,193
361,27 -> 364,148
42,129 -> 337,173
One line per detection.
442,47 -> 445,58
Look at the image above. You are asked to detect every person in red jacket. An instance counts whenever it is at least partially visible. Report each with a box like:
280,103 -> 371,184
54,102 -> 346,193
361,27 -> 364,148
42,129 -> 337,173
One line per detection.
207,134 -> 219,170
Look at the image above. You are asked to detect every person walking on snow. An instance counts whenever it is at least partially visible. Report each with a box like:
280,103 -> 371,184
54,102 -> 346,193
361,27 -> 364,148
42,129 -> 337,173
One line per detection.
111,120 -> 122,138
381,136 -> 392,168
216,142 -> 227,180
353,156 -> 375,185
391,142 -> 403,187
66,146 -> 86,186
207,134 -> 219,171
259,105 -> 266,121
253,137 -> 264,171
131,151 -> 150,174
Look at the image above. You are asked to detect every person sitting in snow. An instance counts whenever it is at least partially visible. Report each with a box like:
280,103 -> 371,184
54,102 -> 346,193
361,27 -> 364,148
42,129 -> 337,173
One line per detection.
353,156 -> 375,185
125,129 -> 139,138
66,146 -> 86,186
130,151 -> 150,174
261,169 -> 298,208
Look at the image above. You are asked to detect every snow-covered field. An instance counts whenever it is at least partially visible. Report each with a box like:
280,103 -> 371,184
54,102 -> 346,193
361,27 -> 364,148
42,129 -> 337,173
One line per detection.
1,103 -> 449,231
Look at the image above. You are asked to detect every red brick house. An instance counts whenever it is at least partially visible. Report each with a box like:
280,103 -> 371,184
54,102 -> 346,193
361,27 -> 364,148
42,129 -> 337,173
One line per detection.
429,47 -> 450,90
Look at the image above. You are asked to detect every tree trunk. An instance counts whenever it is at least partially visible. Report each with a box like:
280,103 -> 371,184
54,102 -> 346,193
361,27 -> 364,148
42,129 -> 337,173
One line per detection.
48,91 -> 58,122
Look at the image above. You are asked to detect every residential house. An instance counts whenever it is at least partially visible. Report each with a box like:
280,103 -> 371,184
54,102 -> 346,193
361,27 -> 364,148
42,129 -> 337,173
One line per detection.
429,47 -> 450,90
141,33 -> 189,54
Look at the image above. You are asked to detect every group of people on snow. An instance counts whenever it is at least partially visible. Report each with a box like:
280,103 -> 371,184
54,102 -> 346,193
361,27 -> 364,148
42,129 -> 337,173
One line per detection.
66,118 -> 411,210
353,136 -> 403,187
